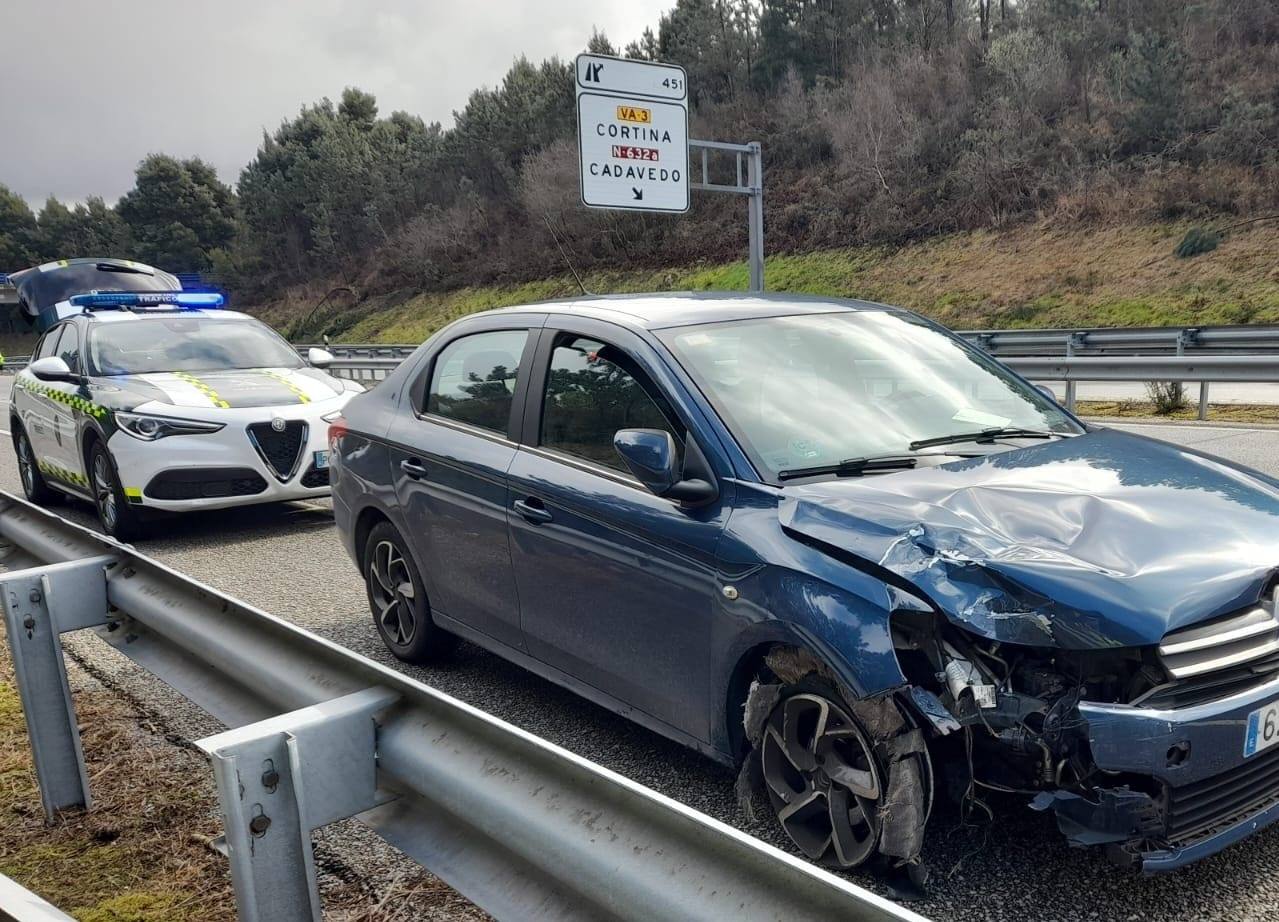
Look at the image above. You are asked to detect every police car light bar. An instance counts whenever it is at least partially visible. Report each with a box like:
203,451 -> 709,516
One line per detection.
68,291 -> 225,310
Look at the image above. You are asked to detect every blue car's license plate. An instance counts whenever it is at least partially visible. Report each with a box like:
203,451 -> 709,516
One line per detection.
1244,700 -> 1279,757
313,450 -> 331,470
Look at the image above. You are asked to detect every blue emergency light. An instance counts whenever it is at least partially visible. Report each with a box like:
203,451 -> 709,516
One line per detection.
68,291 -> 225,310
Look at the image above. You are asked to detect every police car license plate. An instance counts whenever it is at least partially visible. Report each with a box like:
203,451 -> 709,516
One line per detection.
1244,700 -> 1279,757
313,450 -> 331,470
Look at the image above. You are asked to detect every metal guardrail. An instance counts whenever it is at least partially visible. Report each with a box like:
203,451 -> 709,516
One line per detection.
0,873 -> 74,922
960,324 -> 1279,356
0,492 -> 923,922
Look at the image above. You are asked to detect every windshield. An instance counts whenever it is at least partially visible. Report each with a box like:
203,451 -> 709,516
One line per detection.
87,317 -> 304,376
658,310 -> 1080,480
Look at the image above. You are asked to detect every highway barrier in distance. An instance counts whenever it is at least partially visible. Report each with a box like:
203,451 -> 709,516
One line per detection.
0,492 -> 926,922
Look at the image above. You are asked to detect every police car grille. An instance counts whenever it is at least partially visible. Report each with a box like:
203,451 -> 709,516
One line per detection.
300,464 -> 329,489
248,421 -> 306,481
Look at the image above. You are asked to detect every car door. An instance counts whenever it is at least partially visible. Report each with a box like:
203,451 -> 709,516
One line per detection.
17,328 -> 61,460
384,319 -> 542,651
45,322 -> 87,483
506,318 -> 731,743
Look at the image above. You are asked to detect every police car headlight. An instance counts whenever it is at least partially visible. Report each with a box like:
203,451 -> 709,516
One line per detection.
116,411 -> 225,441
321,410 -> 343,422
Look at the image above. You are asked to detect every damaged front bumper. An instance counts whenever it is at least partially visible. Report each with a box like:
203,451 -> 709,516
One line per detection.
1035,673 -> 1279,872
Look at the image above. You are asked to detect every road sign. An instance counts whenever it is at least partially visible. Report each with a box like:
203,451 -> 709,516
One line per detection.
576,54 -> 689,214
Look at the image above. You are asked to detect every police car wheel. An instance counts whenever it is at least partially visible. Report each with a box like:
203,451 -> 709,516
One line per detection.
364,522 -> 456,663
89,443 -> 143,542
14,427 -> 59,505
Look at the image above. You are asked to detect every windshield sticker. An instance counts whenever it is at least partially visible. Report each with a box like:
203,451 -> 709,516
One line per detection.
952,407 -> 1012,428
790,439 -> 822,460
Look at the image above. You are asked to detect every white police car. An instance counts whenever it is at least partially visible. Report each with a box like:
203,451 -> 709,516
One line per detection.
9,291 -> 362,540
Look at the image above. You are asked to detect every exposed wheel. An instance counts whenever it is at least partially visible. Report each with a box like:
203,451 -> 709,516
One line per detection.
89,442 -> 143,542
760,684 -> 886,869
364,521 -> 455,663
14,426 -> 60,505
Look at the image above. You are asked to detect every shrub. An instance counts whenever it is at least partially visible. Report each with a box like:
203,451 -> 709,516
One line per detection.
1174,226 -> 1221,258
1146,381 -> 1188,414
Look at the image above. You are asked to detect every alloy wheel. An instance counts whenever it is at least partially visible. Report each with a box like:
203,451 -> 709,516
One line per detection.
369,540 -> 417,646
17,434 -> 34,495
760,692 -> 883,868
92,451 -> 117,531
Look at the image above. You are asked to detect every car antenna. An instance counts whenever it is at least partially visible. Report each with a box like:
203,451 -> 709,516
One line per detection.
543,215 -> 592,297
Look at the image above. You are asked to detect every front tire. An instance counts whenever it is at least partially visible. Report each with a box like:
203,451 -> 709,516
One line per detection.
760,680 -> 888,869
364,521 -> 455,663
14,426 -> 60,505
89,442 -> 144,542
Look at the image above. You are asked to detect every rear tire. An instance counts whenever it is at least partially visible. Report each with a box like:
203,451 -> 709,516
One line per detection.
14,426 -> 60,505
364,521 -> 456,663
89,442 -> 144,542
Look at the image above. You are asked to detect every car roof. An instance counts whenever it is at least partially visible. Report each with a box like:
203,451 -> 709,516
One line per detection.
489,291 -> 901,330
74,308 -> 254,324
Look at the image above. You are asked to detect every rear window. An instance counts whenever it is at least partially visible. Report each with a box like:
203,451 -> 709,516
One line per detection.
424,330 -> 530,435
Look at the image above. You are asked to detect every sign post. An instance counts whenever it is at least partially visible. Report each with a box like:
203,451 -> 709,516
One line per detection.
575,53 -> 765,291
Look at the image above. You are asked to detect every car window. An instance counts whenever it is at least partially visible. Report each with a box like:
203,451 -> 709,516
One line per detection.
56,324 -> 80,374
424,330 -> 530,435
33,328 -> 60,360
540,335 -> 683,473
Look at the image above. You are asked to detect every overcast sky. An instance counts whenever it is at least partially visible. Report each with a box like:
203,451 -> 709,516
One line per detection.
2,0 -> 669,207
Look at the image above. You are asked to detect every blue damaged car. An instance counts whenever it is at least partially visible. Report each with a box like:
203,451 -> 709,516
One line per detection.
329,293 -> 1279,882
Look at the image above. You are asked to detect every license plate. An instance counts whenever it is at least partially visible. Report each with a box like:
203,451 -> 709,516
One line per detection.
1244,700 -> 1279,757
313,450 -> 330,470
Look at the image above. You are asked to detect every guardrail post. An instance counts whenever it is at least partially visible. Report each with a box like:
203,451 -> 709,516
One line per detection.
0,556 -> 117,819
1064,333 -> 1085,412
1179,329 -> 1209,420
196,688 -> 398,922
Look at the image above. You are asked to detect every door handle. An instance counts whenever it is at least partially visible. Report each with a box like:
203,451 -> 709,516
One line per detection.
513,498 -> 553,524
400,458 -> 428,480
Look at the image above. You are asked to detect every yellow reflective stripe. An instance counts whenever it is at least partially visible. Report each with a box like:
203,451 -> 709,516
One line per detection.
261,370 -> 311,404
17,375 -> 108,418
123,487 -> 142,498
38,460 -> 88,488
171,372 -> 230,409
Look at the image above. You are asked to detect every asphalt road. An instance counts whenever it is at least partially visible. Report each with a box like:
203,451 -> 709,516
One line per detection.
4,373 -> 1279,922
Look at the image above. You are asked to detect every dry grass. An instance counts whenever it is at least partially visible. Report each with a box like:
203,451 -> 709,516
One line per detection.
0,623 -> 236,921
1077,400 -> 1279,424
0,623 -> 485,921
246,216 -> 1279,345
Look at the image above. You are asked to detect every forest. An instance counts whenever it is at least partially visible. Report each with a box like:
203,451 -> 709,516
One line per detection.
1,0 -> 1277,309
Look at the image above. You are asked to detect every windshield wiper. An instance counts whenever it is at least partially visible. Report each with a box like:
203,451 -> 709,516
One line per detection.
908,427 -> 1062,451
778,454 -> 919,482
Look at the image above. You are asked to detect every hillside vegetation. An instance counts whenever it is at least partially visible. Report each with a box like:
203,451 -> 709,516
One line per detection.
255,216 -> 1279,344
5,0 -> 1279,335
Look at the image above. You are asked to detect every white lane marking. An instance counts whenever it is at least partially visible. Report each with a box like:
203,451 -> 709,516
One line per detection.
0,428 -> 9,436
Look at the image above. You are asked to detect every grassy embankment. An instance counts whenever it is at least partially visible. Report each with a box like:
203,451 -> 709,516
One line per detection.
250,218 -> 1279,422
254,218 -> 1279,345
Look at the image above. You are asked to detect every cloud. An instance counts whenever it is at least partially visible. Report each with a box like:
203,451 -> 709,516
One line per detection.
2,0 -> 667,205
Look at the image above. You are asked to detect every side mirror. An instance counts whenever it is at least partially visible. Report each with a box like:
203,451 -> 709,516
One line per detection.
308,347 -> 335,368
613,429 -> 718,506
28,356 -> 76,383
1036,384 -> 1059,404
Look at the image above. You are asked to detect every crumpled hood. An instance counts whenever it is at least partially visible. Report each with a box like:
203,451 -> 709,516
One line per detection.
779,429 -> 1279,649
103,367 -> 344,409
